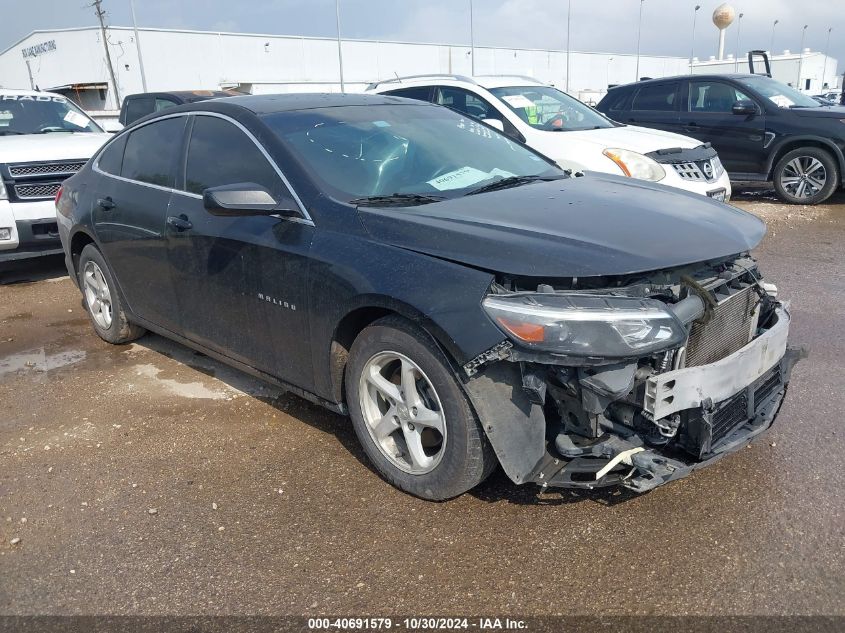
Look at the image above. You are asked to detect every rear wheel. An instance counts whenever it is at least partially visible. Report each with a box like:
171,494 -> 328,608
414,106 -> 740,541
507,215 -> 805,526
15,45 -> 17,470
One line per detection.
346,316 -> 497,500
772,147 -> 839,205
78,244 -> 145,344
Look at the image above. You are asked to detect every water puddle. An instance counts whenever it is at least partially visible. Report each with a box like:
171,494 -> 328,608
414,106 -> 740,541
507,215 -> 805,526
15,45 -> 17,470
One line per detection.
133,363 -> 228,400
0,348 -> 87,376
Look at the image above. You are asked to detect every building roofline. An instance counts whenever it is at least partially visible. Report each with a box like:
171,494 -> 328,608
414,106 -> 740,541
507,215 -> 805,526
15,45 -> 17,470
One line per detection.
2,25 -> 689,61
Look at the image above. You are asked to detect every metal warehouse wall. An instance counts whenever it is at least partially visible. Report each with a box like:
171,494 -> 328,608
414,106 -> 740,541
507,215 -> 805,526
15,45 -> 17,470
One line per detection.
1,26 -> 691,107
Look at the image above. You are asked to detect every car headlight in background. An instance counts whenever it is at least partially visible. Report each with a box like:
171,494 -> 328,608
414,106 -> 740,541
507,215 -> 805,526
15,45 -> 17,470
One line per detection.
711,156 -> 725,179
0,178 -> 7,201
602,148 -> 666,182
482,293 -> 687,357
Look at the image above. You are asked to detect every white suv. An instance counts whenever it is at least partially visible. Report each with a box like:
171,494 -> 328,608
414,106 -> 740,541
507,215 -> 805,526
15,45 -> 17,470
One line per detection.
368,75 -> 732,201
1,89 -> 111,263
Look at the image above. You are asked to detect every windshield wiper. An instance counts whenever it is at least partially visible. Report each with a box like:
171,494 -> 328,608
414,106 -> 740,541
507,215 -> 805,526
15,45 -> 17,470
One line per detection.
0,131 -> 27,136
348,193 -> 445,207
465,175 -> 561,196
31,129 -> 76,134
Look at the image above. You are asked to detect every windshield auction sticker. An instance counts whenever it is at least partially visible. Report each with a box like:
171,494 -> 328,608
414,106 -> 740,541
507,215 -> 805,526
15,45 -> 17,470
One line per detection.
427,167 -> 516,191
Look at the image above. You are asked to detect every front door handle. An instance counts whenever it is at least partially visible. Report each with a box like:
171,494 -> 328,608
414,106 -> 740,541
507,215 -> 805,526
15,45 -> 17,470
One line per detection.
166,215 -> 193,231
97,197 -> 116,210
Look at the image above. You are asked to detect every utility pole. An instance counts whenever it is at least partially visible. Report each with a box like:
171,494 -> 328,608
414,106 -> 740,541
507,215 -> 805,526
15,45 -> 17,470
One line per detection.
565,0 -> 571,92
635,0 -> 644,82
734,12 -> 744,72
690,5 -> 701,74
469,0 -> 475,76
770,19 -> 778,54
129,0 -> 148,92
335,0 -> 345,93
797,24 -> 808,90
92,0 -> 121,108
823,27 -> 833,89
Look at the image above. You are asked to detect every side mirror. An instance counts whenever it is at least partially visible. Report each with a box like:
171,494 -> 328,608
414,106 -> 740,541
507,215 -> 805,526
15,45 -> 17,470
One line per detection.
202,183 -> 298,217
482,118 -> 505,132
732,99 -> 759,116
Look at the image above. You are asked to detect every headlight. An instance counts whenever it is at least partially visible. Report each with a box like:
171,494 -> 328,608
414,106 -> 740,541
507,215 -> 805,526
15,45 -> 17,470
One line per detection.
602,148 -> 666,182
482,293 -> 686,357
0,179 -> 7,201
711,156 -> 725,179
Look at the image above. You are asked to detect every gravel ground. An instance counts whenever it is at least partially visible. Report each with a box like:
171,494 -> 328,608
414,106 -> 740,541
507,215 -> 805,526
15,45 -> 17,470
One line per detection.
0,188 -> 843,617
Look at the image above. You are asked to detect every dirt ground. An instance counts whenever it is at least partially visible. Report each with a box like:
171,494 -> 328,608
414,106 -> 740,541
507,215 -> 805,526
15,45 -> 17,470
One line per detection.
0,188 -> 843,617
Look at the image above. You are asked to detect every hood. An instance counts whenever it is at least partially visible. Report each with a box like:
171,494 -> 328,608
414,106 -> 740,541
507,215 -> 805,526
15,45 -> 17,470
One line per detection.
359,174 -> 766,278
0,133 -> 111,164
557,125 -> 700,153
788,105 -> 845,118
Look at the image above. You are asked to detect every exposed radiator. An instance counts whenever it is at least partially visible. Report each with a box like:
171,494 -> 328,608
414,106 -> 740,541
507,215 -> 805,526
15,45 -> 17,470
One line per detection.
685,285 -> 759,367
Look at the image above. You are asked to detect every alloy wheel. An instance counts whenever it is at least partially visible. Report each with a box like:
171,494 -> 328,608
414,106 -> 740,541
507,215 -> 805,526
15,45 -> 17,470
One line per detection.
358,351 -> 447,475
83,261 -> 113,330
780,156 -> 827,199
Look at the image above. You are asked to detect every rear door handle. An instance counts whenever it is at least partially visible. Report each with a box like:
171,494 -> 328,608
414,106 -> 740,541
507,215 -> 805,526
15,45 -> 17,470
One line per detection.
166,215 -> 193,231
97,197 -> 116,210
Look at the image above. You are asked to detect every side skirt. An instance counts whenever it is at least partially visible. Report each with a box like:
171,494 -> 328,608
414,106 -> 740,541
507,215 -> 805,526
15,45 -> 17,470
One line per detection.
128,313 -> 347,416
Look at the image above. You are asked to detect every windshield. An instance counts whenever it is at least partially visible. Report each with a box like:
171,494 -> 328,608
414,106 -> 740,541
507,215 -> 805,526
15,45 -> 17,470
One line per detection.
263,104 -> 562,201
0,94 -> 103,135
488,85 -> 614,131
736,76 -> 820,109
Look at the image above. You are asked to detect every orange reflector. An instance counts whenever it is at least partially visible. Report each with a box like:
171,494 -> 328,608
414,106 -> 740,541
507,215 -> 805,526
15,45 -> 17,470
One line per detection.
603,150 -> 631,177
497,317 -> 545,342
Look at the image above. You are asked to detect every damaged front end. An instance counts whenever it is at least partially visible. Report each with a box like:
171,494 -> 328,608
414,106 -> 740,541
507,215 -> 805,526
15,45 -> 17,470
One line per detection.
463,255 -> 805,493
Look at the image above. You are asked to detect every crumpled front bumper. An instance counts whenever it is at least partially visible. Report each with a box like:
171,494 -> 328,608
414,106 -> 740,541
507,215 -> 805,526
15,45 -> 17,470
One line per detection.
464,306 -> 805,493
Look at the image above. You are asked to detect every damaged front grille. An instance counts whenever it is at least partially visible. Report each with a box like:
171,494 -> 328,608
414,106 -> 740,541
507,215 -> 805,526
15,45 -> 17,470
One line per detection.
685,285 -> 759,367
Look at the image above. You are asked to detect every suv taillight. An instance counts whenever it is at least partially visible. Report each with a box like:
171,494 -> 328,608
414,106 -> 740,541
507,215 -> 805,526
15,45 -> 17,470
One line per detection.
54,185 -> 64,206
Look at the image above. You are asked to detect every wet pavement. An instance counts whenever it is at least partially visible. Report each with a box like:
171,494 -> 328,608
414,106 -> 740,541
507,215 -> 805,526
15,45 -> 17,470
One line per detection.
0,190 -> 843,617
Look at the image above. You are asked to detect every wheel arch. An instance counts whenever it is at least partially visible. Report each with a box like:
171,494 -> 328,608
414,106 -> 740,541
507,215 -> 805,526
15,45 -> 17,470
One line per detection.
766,136 -> 845,182
68,228 -> 98,285
328,296 -> 465,407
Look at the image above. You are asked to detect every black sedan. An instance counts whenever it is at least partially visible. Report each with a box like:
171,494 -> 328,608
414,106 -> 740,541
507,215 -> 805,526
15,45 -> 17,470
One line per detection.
56,94 -> 801,500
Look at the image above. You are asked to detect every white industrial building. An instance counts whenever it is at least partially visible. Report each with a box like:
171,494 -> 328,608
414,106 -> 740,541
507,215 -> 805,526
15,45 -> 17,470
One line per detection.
692,50 -> 841,93
1,26 -> 838,116
1,26 -> 692,111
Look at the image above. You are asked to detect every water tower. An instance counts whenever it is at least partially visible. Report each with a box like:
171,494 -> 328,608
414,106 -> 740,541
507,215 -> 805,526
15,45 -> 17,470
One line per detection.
713,3 -> 736,60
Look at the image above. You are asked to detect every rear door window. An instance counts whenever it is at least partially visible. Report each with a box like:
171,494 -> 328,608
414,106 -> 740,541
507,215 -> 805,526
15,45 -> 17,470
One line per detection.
121,117 -> 185,187
435,87 -> 499,120
631,83 -> 678,111
123,97 -> 153,124
96,134 -> 127,175
383,87 -> 433,102
184,115 -> 290,202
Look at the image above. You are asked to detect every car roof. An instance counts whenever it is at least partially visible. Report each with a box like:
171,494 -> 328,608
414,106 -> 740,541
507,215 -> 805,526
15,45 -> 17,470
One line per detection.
0,88 -> 65,98
608,73 -> 762,91
368,74 -> 546,92
124,90 -> 234,102
193,92 -> 421,114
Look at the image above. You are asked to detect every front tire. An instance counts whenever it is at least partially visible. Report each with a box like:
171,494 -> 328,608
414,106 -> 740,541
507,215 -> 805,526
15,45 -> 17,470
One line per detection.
773,147 -> 839,205
78,244 -> 145,344
346,316 -> 497,500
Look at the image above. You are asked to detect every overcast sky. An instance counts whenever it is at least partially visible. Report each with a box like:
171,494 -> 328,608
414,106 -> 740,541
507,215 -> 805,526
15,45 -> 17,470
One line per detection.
2,0 -> 843,68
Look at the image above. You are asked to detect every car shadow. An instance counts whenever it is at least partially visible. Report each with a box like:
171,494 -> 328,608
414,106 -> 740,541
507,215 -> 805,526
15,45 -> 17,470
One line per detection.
131,332 -> 647,507
0,254 -> 68,285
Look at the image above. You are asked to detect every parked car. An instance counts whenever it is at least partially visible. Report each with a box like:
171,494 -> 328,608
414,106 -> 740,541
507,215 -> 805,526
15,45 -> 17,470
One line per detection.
0,89 -> 111,263
597,74 -> 845,204
57,94 -> 801,500
367,75 -> 732,201
119,90 -> 235,126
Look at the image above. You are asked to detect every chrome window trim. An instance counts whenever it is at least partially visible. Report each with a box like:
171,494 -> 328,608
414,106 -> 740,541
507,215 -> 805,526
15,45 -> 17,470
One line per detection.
92,110 -> 314,226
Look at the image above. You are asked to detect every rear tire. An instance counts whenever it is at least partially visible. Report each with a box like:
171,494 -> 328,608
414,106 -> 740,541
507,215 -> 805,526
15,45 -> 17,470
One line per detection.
346,315 -> 497,500
78,244 -> 145,344
772,147 -> 839,205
